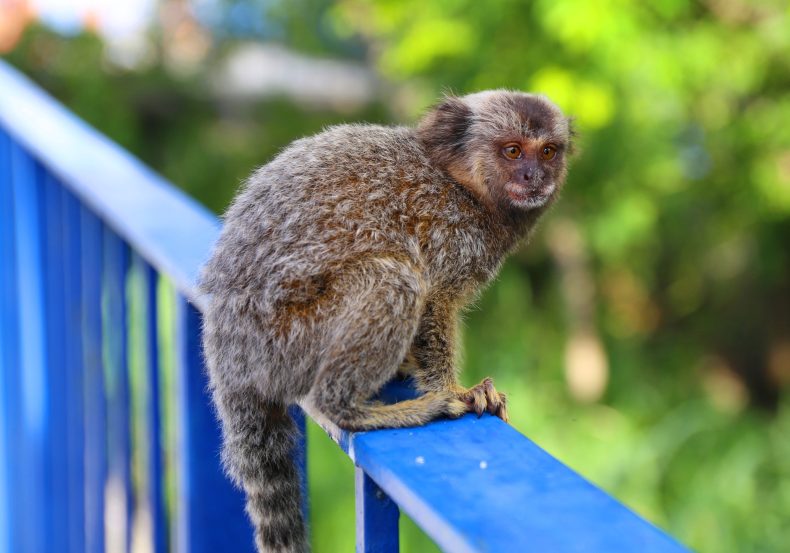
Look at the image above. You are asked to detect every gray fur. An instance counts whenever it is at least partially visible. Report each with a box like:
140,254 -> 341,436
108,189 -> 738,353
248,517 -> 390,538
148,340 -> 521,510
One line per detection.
201,90 -> 572,552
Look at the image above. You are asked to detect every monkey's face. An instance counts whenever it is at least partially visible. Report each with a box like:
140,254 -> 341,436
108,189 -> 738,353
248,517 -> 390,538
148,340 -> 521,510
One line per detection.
417,90 -> 573,213
491,135 -> 567,210
469,92 -> 572,212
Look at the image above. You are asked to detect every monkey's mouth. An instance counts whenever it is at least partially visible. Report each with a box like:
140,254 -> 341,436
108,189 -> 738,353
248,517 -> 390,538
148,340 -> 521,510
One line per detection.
505,182 -> 555,209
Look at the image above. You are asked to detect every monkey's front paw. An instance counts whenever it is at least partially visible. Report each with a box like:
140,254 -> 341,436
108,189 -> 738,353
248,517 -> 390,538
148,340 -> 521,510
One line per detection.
459,378 -> 509,422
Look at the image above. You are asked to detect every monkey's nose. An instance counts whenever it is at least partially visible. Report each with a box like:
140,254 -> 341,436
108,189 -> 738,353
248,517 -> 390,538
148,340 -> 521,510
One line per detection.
522,171 -> 532,182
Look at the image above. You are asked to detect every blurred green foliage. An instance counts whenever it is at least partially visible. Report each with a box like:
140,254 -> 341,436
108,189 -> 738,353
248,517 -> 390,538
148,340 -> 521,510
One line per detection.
4,0 -> 790,551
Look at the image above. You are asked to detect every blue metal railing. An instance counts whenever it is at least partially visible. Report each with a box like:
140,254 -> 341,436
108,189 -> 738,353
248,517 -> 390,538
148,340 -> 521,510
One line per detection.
0,59 -> 688,553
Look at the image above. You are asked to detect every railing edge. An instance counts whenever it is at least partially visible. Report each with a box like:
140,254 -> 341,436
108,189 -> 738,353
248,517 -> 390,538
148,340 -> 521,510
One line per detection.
0,59 -> 219,306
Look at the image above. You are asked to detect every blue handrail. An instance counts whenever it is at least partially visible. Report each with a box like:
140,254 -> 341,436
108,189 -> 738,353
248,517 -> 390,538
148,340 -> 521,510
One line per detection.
0,59 -> 689,553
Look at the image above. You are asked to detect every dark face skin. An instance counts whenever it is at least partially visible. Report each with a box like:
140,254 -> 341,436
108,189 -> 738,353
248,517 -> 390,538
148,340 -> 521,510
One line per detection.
494,136 -> 568,210
479,94 -> 571,212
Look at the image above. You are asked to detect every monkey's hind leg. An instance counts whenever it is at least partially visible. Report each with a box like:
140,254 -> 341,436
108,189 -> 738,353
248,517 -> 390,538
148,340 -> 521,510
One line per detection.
314,390 -> 468,432
310,257 -> 467,432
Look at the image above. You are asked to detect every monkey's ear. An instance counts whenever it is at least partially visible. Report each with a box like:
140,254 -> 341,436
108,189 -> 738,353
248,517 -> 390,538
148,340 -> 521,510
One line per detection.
416,95 -> 473,169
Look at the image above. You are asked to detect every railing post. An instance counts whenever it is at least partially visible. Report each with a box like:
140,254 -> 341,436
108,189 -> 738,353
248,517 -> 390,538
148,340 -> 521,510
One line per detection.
102,228 -> 133,553
63,189 -> 86,553
0,128 -> 17,553
10,145 -> 47,553
356,468 -> 400,553
41,174 -> 71,549
130,254 -> 168,552
81,205 -> 106,553
174,296 -> 255,553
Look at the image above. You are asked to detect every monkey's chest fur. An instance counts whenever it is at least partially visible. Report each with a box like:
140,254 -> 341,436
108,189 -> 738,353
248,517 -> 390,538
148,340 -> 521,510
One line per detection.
201,125 -> 529,400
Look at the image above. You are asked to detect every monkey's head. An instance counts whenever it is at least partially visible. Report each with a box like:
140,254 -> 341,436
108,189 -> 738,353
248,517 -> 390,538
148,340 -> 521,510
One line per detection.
417,90 -> 573,213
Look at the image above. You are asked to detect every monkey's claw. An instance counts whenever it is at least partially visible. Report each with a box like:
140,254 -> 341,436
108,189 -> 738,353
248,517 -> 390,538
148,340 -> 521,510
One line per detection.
459,377 -> 508,422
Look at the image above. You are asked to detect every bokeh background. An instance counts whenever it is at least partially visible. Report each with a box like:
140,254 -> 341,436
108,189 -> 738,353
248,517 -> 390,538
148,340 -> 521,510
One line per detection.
2,0 -> 789,551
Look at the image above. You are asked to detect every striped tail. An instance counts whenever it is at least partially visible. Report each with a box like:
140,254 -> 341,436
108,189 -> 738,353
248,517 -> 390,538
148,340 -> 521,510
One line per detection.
216,388 -> 309,553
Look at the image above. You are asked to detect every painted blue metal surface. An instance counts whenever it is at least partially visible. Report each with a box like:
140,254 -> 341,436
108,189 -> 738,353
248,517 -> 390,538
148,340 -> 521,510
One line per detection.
63,188 -> 87,553
81,206 -> 107,553
0,127 -> 18,553
175,297 -> 255,553
102,228 -> 134,552
356,468 -> 400,553
0,58 -> 691,553
310,379 -> 689,552
343,407 -> 683,553
41,172 -> 70,550
141,257 -> 168,553
10,144 -> 47,553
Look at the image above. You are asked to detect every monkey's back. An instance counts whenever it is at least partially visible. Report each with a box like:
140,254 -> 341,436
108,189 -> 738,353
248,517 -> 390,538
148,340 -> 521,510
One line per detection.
201,124 -> 447,399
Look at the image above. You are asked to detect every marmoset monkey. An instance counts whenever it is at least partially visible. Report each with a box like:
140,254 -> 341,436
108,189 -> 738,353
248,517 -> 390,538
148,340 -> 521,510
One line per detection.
201,90 -> 573,553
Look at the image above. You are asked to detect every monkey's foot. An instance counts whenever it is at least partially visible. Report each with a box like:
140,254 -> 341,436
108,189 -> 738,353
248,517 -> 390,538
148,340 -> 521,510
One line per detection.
431,390 -> 473,420
459,378 -> 508,422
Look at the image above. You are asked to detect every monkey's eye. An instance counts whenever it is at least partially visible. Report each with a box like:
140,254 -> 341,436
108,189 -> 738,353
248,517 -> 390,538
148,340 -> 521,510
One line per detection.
502,144 -> 522,160
541,145 -> 558,160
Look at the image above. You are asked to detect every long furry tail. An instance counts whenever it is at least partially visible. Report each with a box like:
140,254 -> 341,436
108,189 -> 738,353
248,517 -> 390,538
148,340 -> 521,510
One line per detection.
216,387 -> 309,553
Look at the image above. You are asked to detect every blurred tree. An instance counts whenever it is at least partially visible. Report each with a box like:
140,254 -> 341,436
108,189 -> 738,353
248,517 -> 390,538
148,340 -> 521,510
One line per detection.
3,19 -> 389,212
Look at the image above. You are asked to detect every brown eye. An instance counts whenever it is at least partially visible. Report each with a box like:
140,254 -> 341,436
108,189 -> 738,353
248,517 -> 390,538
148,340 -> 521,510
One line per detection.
541,144 -> 557,160
502,144 -> 522,160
